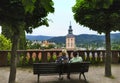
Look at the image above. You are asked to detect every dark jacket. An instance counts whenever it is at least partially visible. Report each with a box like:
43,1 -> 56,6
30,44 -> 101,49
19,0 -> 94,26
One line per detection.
56,55 -> 69,63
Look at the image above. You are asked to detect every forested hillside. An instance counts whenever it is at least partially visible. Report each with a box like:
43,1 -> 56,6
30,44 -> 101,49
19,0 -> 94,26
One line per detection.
26,33 -> 120,45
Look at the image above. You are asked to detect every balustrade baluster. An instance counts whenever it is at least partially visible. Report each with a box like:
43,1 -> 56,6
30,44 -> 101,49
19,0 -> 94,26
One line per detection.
38,52 -> 42,62
47,52 -> 51,62
118,52 -> 120,63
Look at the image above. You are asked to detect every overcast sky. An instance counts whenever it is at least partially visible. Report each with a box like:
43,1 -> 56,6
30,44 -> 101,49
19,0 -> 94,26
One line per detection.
0,0 -> 119,36
26,0 -> 98,36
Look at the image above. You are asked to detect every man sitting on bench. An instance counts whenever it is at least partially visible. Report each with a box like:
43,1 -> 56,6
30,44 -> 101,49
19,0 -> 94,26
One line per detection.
68,51 -> 83,79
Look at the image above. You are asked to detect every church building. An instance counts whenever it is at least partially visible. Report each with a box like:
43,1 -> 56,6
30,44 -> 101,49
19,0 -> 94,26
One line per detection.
66,22 -> 75,49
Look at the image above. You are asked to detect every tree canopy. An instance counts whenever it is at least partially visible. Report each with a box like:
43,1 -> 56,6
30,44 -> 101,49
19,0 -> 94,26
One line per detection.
0,0 -> 54,83
73,0 -> 120,33
0,0 -> 54,33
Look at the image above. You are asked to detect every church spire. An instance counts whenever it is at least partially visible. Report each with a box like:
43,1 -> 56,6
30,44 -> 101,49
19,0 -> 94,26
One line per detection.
68,21 -> 73,34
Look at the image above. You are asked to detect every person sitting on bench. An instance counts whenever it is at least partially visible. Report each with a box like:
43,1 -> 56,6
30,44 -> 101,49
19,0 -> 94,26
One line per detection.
67,51 -> 83,79
56,49 -> 69,80
70,51 -> 83,63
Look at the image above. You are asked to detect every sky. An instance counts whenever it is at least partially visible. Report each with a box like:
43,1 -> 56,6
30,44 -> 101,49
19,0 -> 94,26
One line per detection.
0,0 -> 119,36
26,0 -> 98,36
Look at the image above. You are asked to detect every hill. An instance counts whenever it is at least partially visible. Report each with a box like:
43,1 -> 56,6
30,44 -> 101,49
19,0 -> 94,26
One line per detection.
75,34 -> 105,44
26,33 -> 120,45
26,35 -> 53,41
48,34 -> 105,44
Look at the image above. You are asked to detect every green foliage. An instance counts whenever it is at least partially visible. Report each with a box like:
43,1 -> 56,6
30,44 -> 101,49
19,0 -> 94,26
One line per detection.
111,40 -> 120,50
52,54 -> 57,61
47,55 -> 51,62
87,0 -> 113,9
47,44 -> 56,49
18,27 -> 27,50
22,0 -> 54,13
18,56 -> 24,66
72,0 -> 120,33
0,0 -> 54,33
27,41 -> 41,49
26,40 -> 56,49
2,25 -> 13,40
40,0 -> 54,13
2,25 -> 27,50
22,0 -> 36,13
0,34 -> 11,50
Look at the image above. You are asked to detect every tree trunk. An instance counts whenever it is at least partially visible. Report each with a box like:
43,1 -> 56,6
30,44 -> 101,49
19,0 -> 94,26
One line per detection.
105,30 -> 112,77
9,29 -> 19,83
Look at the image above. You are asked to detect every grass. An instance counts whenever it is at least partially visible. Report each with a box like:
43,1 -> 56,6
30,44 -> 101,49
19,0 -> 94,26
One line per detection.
104,75 -> 115,79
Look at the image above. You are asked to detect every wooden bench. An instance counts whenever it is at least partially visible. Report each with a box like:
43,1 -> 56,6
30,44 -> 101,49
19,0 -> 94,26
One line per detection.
33,63 -> 61,83
65,62 -> 90,81
33,62 -> 90,83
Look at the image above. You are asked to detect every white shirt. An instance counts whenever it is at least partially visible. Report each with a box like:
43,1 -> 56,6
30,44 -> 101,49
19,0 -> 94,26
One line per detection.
70,56 -> 83,63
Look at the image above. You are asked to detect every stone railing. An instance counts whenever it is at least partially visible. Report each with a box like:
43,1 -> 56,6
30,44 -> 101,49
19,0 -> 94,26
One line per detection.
0,49 -> 120,66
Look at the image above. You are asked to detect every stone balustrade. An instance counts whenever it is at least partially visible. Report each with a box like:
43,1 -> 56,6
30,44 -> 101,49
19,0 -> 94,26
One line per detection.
0,49 -> 120,66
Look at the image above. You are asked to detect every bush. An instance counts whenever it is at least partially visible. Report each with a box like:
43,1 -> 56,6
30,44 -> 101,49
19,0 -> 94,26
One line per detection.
0,34 -> 11,50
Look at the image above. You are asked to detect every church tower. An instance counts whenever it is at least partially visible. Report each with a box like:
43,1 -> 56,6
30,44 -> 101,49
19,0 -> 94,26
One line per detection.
66,22 -> 75,49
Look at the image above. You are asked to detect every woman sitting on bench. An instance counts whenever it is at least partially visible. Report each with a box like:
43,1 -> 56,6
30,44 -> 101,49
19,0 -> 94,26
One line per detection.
56,49 -> 69,80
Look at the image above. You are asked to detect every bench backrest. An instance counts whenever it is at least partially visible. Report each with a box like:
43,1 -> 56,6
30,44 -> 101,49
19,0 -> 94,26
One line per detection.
33,62 -> 90,74
33,63 -> 60,74
69,62 -> 90,73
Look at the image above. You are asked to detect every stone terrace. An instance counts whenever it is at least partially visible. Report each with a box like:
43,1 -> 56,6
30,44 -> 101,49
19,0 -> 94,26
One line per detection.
0,64 -> 120,83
